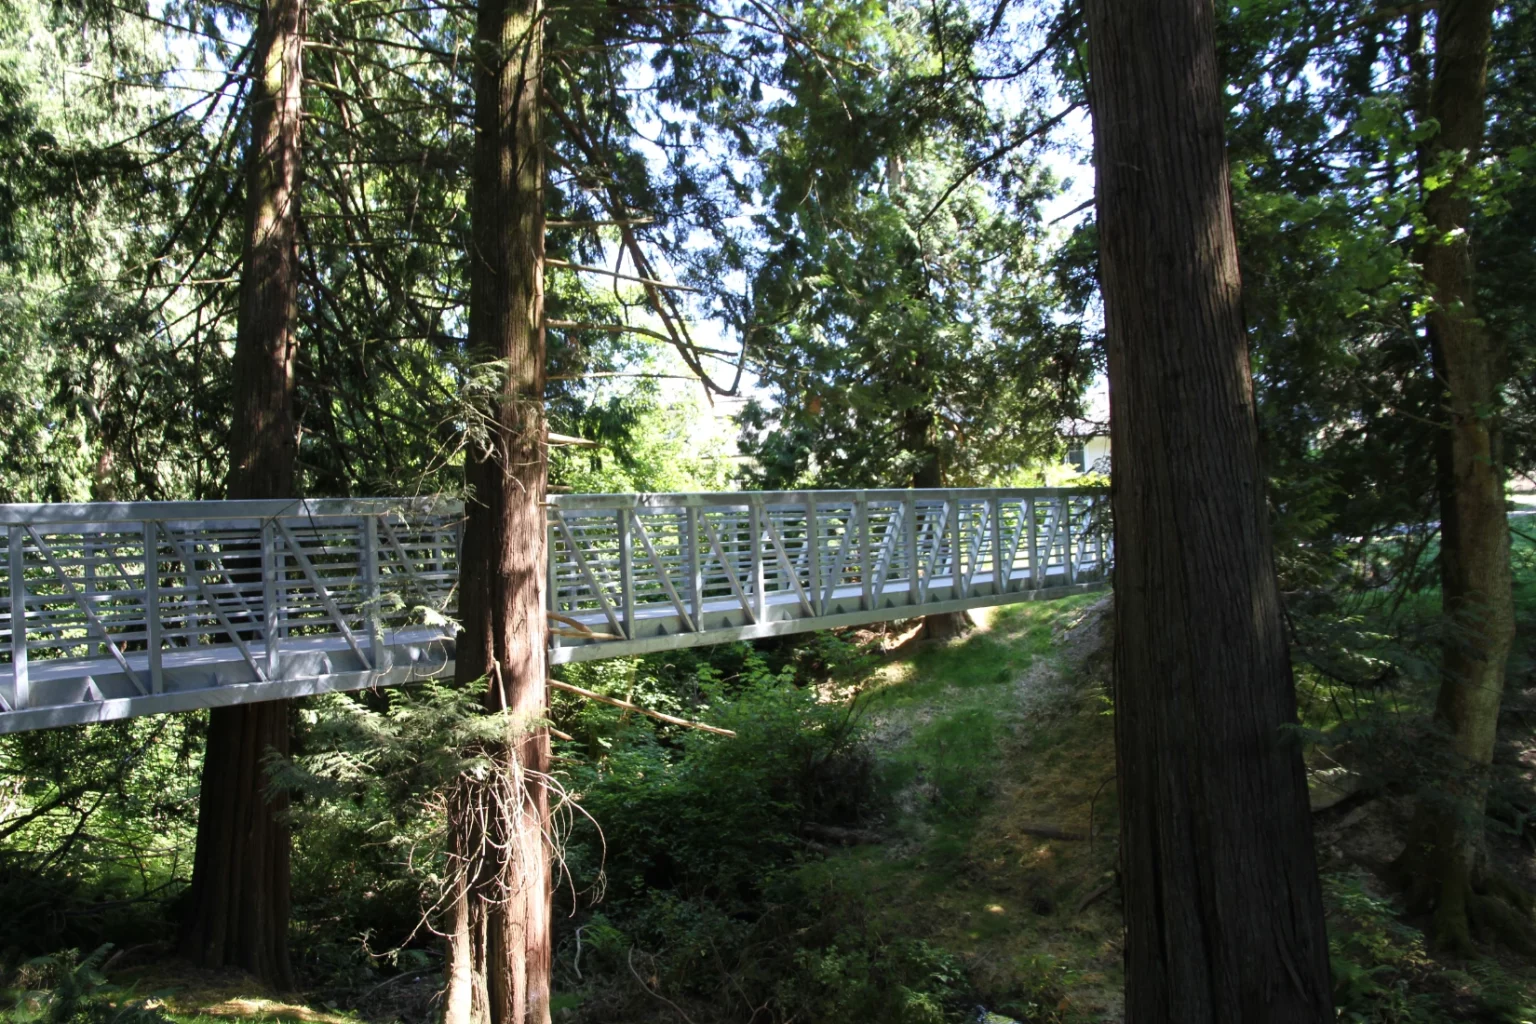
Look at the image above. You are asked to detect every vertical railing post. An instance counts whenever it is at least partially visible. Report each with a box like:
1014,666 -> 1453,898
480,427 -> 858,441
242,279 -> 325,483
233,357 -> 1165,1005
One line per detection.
1063,496 -> 1076,585
546,517 -> 560,653
84,535 -> 99,659
686,506 -> 704,628
9,525 -> 29,710
1098,494 -> 1111,574
803,494 -> 821,616
364,516 -> 383,673
1094,495 -> 1105,574
1026,496 -> 1040,590
904,495 -> 919,608
750,499 -> 766,623
262,519 -> 282,677
991,495 -> 1006,595
143,521 -> 163,693
857,496 -> 872,611
617,507 -> 635,641
949,496 -> 964,600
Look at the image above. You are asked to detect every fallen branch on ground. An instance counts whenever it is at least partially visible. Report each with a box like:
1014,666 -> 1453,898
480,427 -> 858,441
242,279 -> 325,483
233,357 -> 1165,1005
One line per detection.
1017,824 -> 1088,841
800,822 -> 883,845
1076,880 -> 1115,914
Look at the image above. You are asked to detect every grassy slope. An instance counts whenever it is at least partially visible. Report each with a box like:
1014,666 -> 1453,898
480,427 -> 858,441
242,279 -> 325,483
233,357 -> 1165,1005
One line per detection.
804,595 -> 1125,1022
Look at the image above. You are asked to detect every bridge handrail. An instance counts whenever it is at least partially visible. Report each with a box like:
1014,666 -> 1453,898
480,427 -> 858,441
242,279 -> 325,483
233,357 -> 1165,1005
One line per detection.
0,486 -> 1107,524
551,486 -> 1105,510
0,496 -> 457,526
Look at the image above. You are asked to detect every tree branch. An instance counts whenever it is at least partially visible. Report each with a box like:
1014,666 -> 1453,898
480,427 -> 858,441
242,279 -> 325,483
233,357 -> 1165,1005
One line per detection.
550,680 -> 737,737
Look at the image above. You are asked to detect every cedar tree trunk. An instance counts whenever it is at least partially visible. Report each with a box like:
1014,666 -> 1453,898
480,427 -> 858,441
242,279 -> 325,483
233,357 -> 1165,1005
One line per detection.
1083,0 -> 1335,1019
441,0 -> 550,1016
178,0 -> 305,990
1420,0 -> 1516,951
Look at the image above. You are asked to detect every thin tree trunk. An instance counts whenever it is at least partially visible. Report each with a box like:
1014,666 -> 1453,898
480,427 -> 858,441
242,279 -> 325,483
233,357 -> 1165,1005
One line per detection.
1082,0 -> 1334,1019
1419,0 -> 1514,952
179,0 -> 305,990
441,0 -> 550,1014
903,406 -> 970,641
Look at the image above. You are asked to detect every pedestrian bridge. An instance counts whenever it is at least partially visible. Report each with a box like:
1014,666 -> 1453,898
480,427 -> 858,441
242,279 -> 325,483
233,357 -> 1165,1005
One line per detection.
0,488 -> 1110,733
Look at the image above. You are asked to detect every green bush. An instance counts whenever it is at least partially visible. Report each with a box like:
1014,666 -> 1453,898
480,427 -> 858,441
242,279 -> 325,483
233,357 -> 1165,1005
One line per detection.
1,946 -> 170,1024
546,640 -> 987,1022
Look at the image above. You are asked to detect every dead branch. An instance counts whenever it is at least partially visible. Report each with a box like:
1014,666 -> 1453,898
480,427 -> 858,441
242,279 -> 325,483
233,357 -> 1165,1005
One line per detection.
1076,880 -> 1115,914
1017,823 -> 1088,842
547,218 -> 656,227
628,947 -> 698,1024
550,627 -> 625,640
916,103 -> 1081,228
550,680 -> 737,737
548,611 -> 622,640
545,258 -> 703,293
800,822 -> 883,845
547,320 -> 740,358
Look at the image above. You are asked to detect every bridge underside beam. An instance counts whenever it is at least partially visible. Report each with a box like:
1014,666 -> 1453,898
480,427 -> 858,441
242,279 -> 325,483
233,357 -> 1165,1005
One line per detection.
0,579 -> 1105,733
550,575 -> 1105,663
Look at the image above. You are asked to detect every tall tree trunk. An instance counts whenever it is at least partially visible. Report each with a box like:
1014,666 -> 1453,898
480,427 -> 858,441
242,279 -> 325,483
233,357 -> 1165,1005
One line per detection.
441,0 -> 549,1016
178,0 -> 305,990
1418,0 -> 1516,952
1082,0 -> 1334,1019
902,406 -> 970,642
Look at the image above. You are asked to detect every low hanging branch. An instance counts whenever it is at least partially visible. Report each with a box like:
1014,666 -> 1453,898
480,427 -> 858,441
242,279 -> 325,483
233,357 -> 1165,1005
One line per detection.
547,320 -> 741,359
549,680 -> 738,737
542,91 -> 748,397
545,257 -> 704,293
915,102 -> 1081,228
547,217 -> 656,227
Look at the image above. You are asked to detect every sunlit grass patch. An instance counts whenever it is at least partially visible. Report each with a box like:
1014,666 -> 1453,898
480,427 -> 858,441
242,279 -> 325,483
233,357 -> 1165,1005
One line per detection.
800,593 -> 1124,1021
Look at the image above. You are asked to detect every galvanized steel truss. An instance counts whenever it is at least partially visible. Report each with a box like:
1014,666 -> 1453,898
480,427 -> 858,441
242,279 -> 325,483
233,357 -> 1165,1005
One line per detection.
0,488 -> 1108,733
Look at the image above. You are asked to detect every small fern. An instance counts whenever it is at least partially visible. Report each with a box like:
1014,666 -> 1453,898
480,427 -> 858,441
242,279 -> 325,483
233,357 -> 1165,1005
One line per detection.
3,945 -> 171,1024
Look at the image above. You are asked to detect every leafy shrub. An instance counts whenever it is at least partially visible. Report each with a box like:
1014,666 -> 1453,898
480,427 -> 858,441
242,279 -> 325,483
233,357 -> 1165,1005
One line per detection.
544,640 -> 994,1022
1325,871 -> 1536,1024
1,945 -> 170,1024
993,954 -> 1081,1023
782,938 -> 966,1024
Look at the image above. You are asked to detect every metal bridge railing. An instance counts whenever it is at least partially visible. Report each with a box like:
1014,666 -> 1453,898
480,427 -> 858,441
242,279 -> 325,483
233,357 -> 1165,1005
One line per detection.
0,488 -> 1109,732
547,488 -> 1111,661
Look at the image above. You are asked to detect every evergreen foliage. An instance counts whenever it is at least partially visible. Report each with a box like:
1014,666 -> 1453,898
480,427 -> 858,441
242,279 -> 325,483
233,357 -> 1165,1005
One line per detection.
0,0 -> 1532,1016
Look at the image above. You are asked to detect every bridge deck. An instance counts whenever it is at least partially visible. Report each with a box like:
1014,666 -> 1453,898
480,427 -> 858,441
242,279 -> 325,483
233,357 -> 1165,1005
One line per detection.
0,488 -> 1109,733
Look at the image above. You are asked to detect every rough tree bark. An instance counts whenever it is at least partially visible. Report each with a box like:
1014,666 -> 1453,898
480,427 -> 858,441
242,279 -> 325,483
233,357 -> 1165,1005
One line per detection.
1082,0 -> 1335,1019
178,0 -> 305,990
440,0 -> 550,1016
1411,0 -> 1521,952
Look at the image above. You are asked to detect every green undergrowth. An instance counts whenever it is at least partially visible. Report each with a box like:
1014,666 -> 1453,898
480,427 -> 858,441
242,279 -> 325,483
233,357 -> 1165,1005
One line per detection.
544,593 -> 1125,1024
8,567 -> 1536,1024
1326,872 -> 1536,1023
0,595 -> 1128,1024
1298,519 -> 1536,1023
